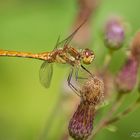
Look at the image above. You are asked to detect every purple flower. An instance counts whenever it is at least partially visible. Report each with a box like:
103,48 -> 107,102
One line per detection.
68,102 -> 95,140
115,55 -> 139,93
104,17 -> 125,50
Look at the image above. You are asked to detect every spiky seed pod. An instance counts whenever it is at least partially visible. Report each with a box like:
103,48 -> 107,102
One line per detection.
97,71 -> 114,98
68,101 -> 95,140
104,17 -> 125,50
80,76 -> 104,105
130,31 -> 140,63
115,55 -> 139,93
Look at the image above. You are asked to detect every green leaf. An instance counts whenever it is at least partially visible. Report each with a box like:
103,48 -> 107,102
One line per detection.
105,125 -> 118,132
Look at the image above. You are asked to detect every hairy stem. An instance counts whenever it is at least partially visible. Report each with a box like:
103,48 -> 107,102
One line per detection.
102,50 -> 114,72
105,96 -> 140,125
90,93 -> 124,139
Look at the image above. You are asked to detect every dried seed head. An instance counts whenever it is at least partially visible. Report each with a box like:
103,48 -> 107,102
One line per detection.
68,102 -> 95,140
130,31 -> 140,62
104,16 -> 125,50
80,76 -> 104,105
115,55 -> 139,93
97,71 -> 114,98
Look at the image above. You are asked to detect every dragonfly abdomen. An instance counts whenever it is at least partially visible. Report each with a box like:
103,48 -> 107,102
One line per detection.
0,50 -> 41,60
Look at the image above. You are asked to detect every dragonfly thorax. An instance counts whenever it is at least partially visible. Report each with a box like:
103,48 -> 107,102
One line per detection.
81,48 -> 95,64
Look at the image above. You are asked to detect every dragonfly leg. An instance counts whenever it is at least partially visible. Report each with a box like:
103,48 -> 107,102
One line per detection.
67,68 -> 81,97
75,68 -> 88,81
81,65 -> 94,77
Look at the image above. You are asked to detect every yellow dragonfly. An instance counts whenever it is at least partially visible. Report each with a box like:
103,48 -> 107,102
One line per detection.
0,20 -> 95,88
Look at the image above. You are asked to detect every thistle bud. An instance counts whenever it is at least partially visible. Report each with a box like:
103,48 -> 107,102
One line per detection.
130,31 -> 140,62
68,102 -> 95,140
115,55 -> 139,93
80,77 -> 104,105
104,17 -> 125,50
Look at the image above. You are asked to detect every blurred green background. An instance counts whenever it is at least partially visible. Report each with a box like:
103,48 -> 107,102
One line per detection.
0,0 -> 140,140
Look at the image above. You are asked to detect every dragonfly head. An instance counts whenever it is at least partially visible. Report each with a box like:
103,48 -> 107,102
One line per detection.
82,48 -> 95,64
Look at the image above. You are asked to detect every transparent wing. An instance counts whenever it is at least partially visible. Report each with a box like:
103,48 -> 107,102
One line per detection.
39,61 -> 53,88
55,19 -> 87,49
53,35 -> 61,50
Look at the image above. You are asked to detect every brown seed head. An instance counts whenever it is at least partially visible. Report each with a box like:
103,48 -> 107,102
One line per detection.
80,76 -> 104,105
68,101 -> 95,140
96,71 -> 114,99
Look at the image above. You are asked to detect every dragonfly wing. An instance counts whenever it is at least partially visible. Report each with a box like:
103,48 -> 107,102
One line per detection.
53,35 -> 61,50
39,61 -> 53,88
55,19 -> 87,49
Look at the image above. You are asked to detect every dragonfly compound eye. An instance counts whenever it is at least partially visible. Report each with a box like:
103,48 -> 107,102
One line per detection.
82,49 -> 95,64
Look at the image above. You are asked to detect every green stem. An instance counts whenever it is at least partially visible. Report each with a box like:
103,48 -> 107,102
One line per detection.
90,93 -> 124,139
105,96 -> 140,125
38,94 -> 63,140
102,50 -> 114,72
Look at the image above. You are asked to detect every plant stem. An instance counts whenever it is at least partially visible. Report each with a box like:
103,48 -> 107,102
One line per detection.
105,96 -> 140,125
38,94 -> 63,140
91,95 -> 140,140
102,50 -> 114,72
90,93 -> 124,139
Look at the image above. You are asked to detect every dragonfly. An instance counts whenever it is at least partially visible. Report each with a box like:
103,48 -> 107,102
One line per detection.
0,20 -> 95,88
